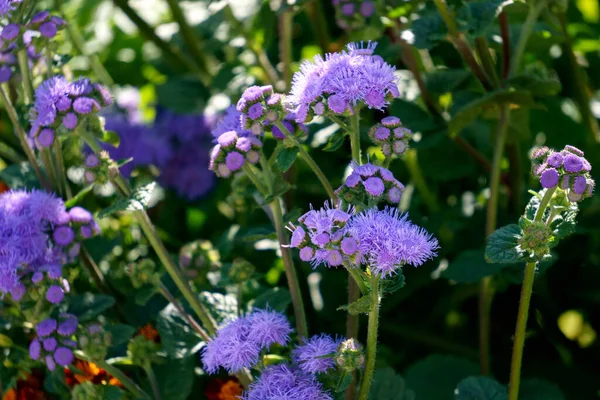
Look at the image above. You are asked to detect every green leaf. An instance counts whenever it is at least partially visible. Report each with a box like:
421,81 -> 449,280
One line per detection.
382,269 -> 406,293
100,130 -> 120,147
485,224 -> 525,265
457,0 -> 513,36
369,367 -> 415,400
443,249 -> 506,283
67,293 -> 115,322
409,14 -> 447,50
335,370 -> 353,393
65,184 -> 94,208
508,75 -> 562,98
98,182 -> 156,218
520,378 -> 565,400
277,147 -> 299,172
0,162 -> 40,189
405,355 -> 479,400
389,98 -> 441,133
449,89 -> 537,137
135,286 -> 158,306
155,356 -> 194,400
322,129 -> 347,152
455,376 -> 508,400
550,201 -> 579,240
250,287 -> 291,312
156,76 -> 209,113
157,304 -> 204,359
104,386 -> 125,400
424,69 -> 472,95
200,292 -> 238,323
337,295 -> 371,315
105,324 -> 136,347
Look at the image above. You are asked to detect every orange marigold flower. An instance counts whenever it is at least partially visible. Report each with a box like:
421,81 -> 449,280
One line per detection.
64,359 -> 123,388
138,323 -> 160,342
206,377 -> 244,400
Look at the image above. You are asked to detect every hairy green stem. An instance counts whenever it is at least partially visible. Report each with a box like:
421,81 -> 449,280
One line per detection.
507,187 -> 556,400
259,156 -> 308,339
0,85 -> 49,189
144,365 -> 162,400
346,266 -> 368,295
242,163 -> 268,195
81,131 -> 217,335
327,114 -> 351,132
349,112 -> 362,164
17,50 -> 33,103
273,121 -> 335,199
357,275 -> 381,400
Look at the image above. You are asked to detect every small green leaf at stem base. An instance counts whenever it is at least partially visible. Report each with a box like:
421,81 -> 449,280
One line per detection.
338,295 -> 371,315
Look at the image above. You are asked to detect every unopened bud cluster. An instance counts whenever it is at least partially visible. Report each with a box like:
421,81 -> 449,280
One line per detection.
237,85 -> 285,135
179,240 -> 221,279
209,130 -> 263,178
333,0 -> 376,31
518,219 -> 553,259
335,338 -> 365,371
368,116 -> 413,157
336,163 -> 405,208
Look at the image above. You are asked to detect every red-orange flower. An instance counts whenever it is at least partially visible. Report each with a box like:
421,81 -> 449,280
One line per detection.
138,323 -> 160,343
205,377 -> 244,400
2,370 -> 48,400
0,181 -> 9,194
64,359 -> 122,388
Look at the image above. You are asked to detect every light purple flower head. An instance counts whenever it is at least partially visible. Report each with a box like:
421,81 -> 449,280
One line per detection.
1,23 -> 20,41
292,334 -> 341,374
347,207 -> 439,277
247,309 -> 293,349
57,314 -> 78,336
336,163 -> 405,208
0,0 -> 21,16
201,318 -> 260,374
53,347 -> 74,366
31,75 -> 71,127
242,363 -> 333,400
36,318 -> 57,337
46,284 -> 64,304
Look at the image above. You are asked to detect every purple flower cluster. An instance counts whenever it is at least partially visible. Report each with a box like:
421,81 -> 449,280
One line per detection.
201,309 -> 292,373
368,116 -> 413,157
29,313 -> 78,370
287,202 -> 361,268
346,207 -> 439,277
335,162 -> 405,207
333,0 -> 376,30
287,41 -> 398,123
30,76 -> 112,149
237,85 -> 284,135
0,0 -> 21,16
292,334 -> 341,374
0,190 -> 98,299
28,11 -> 67,39
242,364 -> 333,400
531,145 -> 594,202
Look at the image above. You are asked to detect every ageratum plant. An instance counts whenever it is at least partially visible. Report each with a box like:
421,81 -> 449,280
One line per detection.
0,0 -> 597,399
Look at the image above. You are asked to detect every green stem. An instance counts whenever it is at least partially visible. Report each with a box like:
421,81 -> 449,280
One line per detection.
349,112 -> 362,164
433,0 -> 458,36
404,149 -> 440,212
0,141 -> 25,163
81,131 -> 217,335
475,37 -> 500,88
0,85 -> 49,189
346,266 -> 368,295
158,283 -> 210,342
164,0 -> 210,81
274,121 -> 336,199
53,140 -> 71,198
279,10 -> 293,89
242,163 -> 268,196
306,0 -> 331,53
55,0 -> 114,85
259,156 -> 308,339
17,50 -> 33,104
357,275 -> 381,400
328,114 -> 351,132
144,365 -> 162,400
507,187 -> 556,400
42,149 -> 60,196
78,355 -> 151,400
509,0 -> 547,76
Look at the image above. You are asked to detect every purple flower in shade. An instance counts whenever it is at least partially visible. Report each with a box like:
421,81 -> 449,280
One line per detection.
57,314 -> 78,336
292,334 -> 341,374
62,113 -> 77,129
30,11 -> 50,25
43,338 -> 57,351
225,152 -> 245,171
68,207 -> 92,223
341,3 -> 354,16
29,339 -> 41,360
242,364 -> 333,400
1,23 -> 20,41
73,97 -> 97,114
52,226 -> 74,246
46,284 -> 64,304
546,152 -> 563,168
201,318 -> 260,374
248,103 -> 264,119
39,21 -> 58,38
247,309 -> 293,349
336,163 -> 405,207
80,225 -> 92,238
360,1 -> 375,17
31,75 -> 71,126
85,154 -> 99,168
540,168 -> 559,189
36,318 -> 57,337
363,177 -> 384,196
573,175 -> 587,195
53,347 -> 74,366
10,283 -> 25,301
347,207 -> 439,277
563,154 -> 584,173
0,65 -> 12,83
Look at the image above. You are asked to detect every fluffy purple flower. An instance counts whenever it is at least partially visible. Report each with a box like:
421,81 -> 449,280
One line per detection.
53,226 -> 74,246
62,113 -> 77,129
347,207 -> 439,277
36,318 -> 57,337
540,168 -> 559,189
43,338 -> 57,351
242,364 -> 333,400
292,334 -> 341,374
32,76 -> 71,126
573,175 -> 587,194
563,154 -> 584,173
247,309 -> 293,349
201,318 -> 260,374
46,284 -> 64,304
39,21 -> 58,38
57,314 -> 78,336
53,347 -> 74,366
0,0 -> 21,16
1,23 -> 20,41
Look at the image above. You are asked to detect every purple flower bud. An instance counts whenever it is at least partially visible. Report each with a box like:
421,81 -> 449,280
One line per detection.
546,152 -> 563,168
260,85 -> 274,96
225,151 -> 245,171
341,3 -> 355,16
85,154 -> 99,168
37,128 -> 54,148
69,207 -> 93,223
235,137 -> 252,152
266,93 -> 282,107
79,225 -> 92,239
73,97 -> 99,114
62,113 -> 78,129
382,143 -> 392,156
0,65 -> 11,83
573,175 -> 587,195
29,339 -> 41,360
585,179 -> 595,197
363,177 -> 384,196
94,83 -> 113,106
299,247 -> 314,262
236,97 -> 248,112
312,232 -> 330,247
241,86 -> 263,102
10,284 -> 25,301
68,243 -> 81,258
314,102 -> 325,115
564,145 -> 584,157
540,168 -> 559,189
39,21 -> 57,38
393,128 -> 406,138
217,163 -> 231,178
46,265 -> 62,279
36,318 -> 57,337
341,237 -> 358,255
374,127 -> 390,141
43,337 -> 57,351
53,226 -> 74,246
251,122 -> 262,135
393,140 -> 407,155
356,163 -> 378,177
57,314 -> 78,336
31,11 -> 50,24
55,96 -> 71,112
88,324 -> 102,334
248,103 -> 264,120
45,355 -> 56,371
2,24 -> 20,41
217,130 -> 238,147
291,227 -> 306,247
568,191 -> 582,202
560,175 -> 570,189
46,284 -> 64,304
365,90 -> 385,109
327,250 -> 343,266
328,94 -> 347,114
563,154 -> 584,173
53,347 -> 74,366
246,150 -> 260,164
388,186 -> 402,203
32,271 -> 44,284
51,16 -> 67,28
360,1 -> 375,17
345,173 -> 361,188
